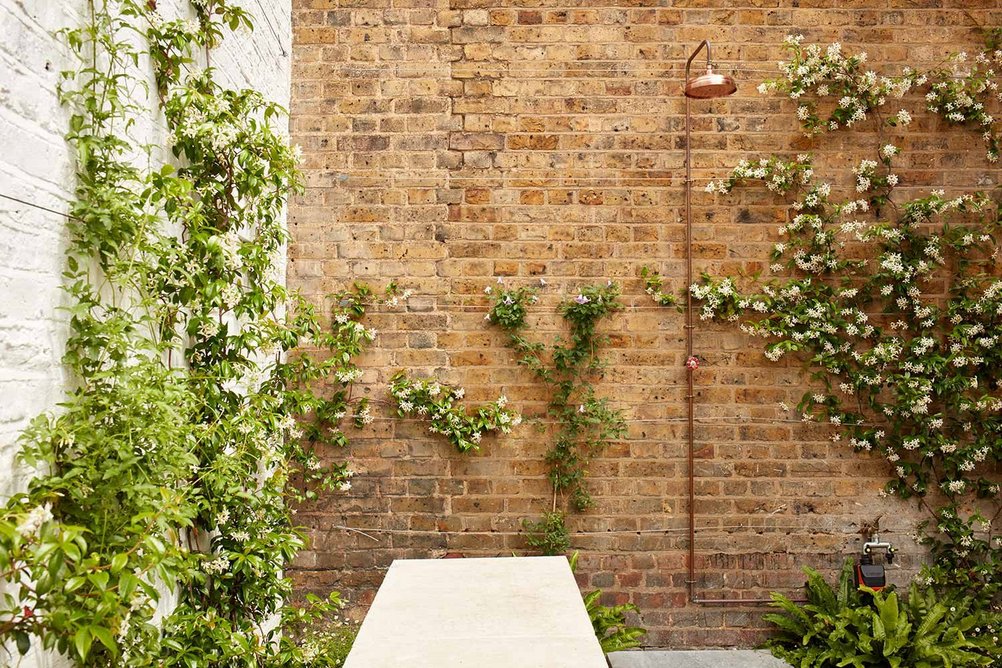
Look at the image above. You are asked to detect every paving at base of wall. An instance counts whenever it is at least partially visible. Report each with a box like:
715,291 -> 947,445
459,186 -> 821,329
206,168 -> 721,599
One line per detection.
608,650 -> 787,668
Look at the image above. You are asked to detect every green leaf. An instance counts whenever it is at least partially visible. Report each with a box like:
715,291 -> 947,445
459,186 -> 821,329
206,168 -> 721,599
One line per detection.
64,575 -> 87,593
110,552 -> 128,573
15,630 -> 30,655
74,627 -> 92,660
90,626 -> 116,655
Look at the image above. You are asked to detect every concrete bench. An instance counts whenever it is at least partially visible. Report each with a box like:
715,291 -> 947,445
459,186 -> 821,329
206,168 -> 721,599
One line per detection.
344,556 -> 607,668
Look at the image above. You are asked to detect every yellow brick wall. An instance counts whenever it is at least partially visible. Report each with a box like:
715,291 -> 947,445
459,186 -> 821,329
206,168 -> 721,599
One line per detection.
288,0 -> 1002,647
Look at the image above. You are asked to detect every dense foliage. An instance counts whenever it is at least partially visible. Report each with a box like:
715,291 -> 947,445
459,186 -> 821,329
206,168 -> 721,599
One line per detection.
648,31 -> 1002,664
765,562 -> 999,667
1,1 -> 357,664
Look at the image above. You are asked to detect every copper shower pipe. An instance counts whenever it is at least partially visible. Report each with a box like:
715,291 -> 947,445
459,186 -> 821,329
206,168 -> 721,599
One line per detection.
682,41 -> 804,607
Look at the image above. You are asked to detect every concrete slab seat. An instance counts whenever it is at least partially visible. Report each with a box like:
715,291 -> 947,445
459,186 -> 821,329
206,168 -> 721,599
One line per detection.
608,650 -> 789,668
344,556 -> 606,668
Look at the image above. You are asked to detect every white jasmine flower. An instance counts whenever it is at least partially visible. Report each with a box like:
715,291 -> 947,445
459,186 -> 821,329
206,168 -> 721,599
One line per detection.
203,556 -> 230,575
221,284 -> 241,309
16,504 -> 54,538
198,319 -> 220,339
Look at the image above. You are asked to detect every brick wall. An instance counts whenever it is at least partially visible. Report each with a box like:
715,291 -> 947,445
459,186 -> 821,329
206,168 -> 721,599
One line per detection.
0,2 -> 291,663
288,1 -> 1002,648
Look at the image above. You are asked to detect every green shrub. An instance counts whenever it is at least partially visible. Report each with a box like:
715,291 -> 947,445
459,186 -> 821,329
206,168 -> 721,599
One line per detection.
569,552 -> 646,654
583,590 -> 646,654
764,561 -> 1000,667
299,625 -> 357,668
280,593 -> 358,667
523,511 -> 571,556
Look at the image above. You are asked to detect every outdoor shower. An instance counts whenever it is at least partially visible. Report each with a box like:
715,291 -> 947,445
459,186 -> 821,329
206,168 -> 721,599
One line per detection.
680,42 -> 813,608
682,41 -> 751,606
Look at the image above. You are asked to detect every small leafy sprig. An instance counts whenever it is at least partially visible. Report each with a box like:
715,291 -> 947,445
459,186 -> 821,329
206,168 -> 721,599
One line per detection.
522,511 -> 571,556
640,266 -> 676,307
389,372 -> 521,452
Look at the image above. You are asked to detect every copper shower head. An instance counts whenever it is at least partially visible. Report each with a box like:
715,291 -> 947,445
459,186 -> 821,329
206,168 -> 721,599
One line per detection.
684,65 -> 737,99
683,41 -> 737,99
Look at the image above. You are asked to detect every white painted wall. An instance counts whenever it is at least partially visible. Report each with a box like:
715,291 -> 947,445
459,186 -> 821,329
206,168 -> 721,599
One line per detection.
0,1 -> 291,664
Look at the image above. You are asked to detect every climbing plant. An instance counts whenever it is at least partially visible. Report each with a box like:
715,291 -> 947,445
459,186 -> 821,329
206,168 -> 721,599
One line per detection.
389,372 -> 520,453
648,32 -> 1002,635
486,280 -> 626,552
0,1 -> 361,665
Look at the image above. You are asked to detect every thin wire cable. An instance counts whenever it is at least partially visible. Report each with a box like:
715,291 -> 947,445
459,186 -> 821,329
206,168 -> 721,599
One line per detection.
336,413 -> 872,429
0,192 -> 78,221
356,305 -> 690,313
322,523 -> 860,540
332,416 -> 829,425
303,174 -> 973,186
313,521 -> 992,539
305,62 -> 981,75
252,0 -> 288,57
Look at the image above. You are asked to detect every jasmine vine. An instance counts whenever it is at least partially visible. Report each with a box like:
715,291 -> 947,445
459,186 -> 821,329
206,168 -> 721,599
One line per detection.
0,1 -> 357,665
487,280 -> 626,523
759,29 -> 1002,161
388,372 -> 521,452
654,34 -> 1002,636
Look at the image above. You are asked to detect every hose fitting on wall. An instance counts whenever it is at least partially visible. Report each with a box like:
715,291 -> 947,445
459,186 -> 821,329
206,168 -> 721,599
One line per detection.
855,534 -> 896,591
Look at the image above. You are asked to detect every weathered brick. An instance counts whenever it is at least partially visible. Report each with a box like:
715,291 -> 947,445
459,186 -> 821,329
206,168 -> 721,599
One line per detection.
287,0 -> 994,649
449,132 -> 504,151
